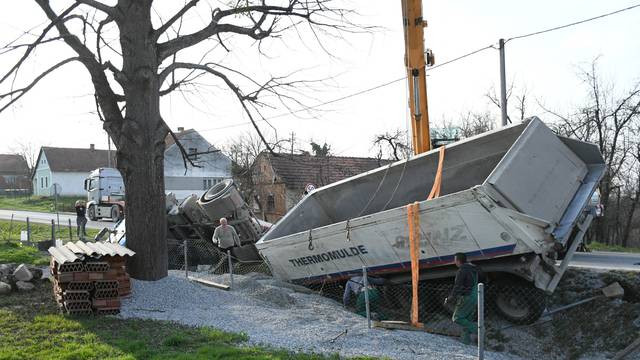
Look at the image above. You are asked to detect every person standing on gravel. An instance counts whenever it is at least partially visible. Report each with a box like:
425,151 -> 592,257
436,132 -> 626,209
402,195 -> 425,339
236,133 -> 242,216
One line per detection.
343,275 -> 387,320
445,252 -> 479,345
74,200 -> 87,240
212,218 -> 241,251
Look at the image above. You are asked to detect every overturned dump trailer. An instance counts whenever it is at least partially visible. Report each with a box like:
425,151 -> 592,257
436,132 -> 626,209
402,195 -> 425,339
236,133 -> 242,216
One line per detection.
256,118 -> 605,323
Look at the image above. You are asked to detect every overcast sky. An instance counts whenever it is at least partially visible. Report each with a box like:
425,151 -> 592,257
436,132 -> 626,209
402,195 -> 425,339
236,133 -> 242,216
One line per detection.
0,0 -> 639,158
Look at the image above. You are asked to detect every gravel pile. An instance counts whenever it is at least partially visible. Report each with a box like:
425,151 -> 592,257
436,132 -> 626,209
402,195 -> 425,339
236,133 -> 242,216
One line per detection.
120,271 -> 516,359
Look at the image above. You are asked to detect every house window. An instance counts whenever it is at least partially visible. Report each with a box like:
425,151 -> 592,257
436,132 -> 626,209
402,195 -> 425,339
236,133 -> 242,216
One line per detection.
45,177 -> 48,188
189,147 -> 198,160
267,194 -> 275,211
40,177 -> 43,188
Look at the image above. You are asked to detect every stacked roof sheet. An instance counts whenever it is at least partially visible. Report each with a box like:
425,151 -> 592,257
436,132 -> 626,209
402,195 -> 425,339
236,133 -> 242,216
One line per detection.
48,241 -> 135,315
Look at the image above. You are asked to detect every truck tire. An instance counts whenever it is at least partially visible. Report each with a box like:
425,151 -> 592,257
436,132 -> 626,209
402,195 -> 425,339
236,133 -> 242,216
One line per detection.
88,205 -> 98,221
491,278 -> 546,324
111,205 -> 122,222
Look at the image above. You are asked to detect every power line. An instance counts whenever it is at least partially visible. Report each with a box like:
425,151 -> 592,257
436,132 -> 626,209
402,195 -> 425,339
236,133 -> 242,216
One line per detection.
199,45 -> 495,133
199,3 -> 640,134
506,2 -> 640,42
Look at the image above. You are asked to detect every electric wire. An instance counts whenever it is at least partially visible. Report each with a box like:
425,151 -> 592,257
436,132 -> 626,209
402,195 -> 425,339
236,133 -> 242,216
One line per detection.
199,45 -> 496,133
200,2 -> 640,134
506,2 -> 640,43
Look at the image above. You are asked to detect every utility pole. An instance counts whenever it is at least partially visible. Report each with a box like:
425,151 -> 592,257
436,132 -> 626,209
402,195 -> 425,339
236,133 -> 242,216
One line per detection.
499,38 -> 508,127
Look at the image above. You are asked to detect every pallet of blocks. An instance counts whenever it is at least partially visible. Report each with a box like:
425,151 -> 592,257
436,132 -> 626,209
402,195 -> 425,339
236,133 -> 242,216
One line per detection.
48,241 -> 135,316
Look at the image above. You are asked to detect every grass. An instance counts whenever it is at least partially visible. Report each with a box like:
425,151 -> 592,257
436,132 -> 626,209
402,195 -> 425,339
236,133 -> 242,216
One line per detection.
0,281 -> 377,360
588,241 -> 640,253
0,220 -> 100,266
0,195 -> 79,213
0,219 -> 99,243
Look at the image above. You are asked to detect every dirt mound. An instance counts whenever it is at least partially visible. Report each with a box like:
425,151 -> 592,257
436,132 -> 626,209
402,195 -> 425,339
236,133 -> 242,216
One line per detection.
487,269 -> 640,360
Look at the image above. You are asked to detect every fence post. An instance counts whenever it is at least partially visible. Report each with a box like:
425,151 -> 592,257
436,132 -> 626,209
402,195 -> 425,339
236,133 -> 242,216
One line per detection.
184,239 -> 189,279
362,266 -> 372,329
50,219 -> 55,242
227,250 -> 234,289
478,283 -> 485,360
26,217 -> 31,244
68,218 -> 73,241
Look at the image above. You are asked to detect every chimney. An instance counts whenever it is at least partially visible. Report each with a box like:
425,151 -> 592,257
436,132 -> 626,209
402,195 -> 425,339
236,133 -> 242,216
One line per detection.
90,144 -> 95,151
177,127 -> 184,132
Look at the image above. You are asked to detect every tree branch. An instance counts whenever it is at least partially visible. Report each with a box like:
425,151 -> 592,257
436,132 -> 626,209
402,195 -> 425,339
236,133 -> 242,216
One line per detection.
153,0 -> 200,41
0,57 -> 79,113
75,0 -> 117,18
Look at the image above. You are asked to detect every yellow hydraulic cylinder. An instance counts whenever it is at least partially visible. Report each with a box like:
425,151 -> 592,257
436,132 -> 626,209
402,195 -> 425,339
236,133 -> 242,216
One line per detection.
401,0 -> 432,154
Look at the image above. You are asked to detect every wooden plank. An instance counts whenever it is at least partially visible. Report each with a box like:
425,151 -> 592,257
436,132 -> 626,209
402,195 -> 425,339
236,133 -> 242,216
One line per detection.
188,276 -> 230,290
372,320 -> 459,337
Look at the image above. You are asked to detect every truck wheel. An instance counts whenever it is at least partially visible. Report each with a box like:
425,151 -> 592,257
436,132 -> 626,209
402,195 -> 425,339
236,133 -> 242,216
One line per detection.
88,205 -> 98,221
111,205 -> 122,222
491,278 -> 546,324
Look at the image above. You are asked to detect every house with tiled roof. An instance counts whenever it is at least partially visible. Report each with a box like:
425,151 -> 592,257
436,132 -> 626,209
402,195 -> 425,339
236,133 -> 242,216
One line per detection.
251,152 -> 389,222
0,154 -> 30,192
31,128 -> 232,198
32,145 -> 116,196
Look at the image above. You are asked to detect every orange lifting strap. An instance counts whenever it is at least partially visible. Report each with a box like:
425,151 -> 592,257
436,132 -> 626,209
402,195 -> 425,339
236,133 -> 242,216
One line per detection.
407,145 -> 446,326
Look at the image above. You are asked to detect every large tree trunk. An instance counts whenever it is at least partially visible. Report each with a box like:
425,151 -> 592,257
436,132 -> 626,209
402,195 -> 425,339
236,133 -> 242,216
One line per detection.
113,0 -> 168,280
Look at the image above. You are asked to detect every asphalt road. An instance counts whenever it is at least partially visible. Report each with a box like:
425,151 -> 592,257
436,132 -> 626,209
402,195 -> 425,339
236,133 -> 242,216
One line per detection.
570,251 -> 640,272
0,209 -> 114,230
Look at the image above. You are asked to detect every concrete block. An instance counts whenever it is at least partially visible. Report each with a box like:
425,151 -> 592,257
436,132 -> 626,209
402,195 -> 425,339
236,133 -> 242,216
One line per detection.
0,281 -> 11,294
16,281 -> 35,291
13,264 -> 33,282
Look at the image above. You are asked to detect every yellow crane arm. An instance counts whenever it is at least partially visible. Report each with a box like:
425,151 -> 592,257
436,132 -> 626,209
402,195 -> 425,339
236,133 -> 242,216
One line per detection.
401,0 -> 433,154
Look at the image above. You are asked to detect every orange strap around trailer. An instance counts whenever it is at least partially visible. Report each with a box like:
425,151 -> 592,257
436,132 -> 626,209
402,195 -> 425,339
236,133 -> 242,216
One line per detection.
406,146 -> 445,326
427,146 -> 445,200
407,202 -> 421,326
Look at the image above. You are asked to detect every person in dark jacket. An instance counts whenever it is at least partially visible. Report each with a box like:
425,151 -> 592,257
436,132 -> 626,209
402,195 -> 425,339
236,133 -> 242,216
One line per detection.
445,252 -> 479,345
74,200 -> 87,240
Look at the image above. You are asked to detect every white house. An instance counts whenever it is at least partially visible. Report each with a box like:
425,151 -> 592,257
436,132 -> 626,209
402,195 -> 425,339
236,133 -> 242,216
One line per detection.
32,129 -> 232,199
164,128 -> 232,199
32,145 -> 115,196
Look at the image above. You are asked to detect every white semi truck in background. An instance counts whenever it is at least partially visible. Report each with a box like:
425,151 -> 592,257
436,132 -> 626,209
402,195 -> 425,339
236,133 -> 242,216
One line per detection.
83,167 -> 125,222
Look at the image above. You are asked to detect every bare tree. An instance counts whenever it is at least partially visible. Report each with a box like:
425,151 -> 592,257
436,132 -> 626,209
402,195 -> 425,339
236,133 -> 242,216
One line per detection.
543,59 -> 640,246
486,82 -> 530,124
10,141 -> 39,172
0,1 -> 358,279
372,129 -> 410,161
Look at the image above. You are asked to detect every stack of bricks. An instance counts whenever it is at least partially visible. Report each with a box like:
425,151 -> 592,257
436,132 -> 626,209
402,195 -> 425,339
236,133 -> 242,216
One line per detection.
50,255 -> 131,315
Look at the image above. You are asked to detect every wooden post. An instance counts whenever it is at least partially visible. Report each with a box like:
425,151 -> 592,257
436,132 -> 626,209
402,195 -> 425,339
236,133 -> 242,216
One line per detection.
26,217 -> 31,244
68,218 -> 73,241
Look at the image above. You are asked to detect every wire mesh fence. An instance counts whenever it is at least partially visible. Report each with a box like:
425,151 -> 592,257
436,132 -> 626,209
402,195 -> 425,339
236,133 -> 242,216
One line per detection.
166,240 -> 637,360
168,238 -> 271,286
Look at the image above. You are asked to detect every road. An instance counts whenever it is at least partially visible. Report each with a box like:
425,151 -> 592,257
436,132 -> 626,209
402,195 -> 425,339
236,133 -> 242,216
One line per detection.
0,209 -> 114,230
570,251 -> 640,272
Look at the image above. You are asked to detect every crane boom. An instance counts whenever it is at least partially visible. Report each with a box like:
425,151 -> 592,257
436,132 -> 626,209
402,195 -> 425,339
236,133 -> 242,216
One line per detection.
401,0 -> 432,154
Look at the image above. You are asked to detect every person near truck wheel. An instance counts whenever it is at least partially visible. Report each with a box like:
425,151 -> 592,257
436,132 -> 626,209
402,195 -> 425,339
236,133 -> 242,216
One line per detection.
343,275 -> 388,320
212,217 -> 241,251
74,200 -> 87,240
445,252 -> 479,345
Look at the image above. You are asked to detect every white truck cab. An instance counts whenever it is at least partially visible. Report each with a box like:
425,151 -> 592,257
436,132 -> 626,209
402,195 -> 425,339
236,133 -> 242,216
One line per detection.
83,167 -> 125,222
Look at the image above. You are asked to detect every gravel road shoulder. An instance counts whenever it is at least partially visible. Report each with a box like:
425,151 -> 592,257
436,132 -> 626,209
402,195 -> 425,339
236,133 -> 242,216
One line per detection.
119,271 -> 516,360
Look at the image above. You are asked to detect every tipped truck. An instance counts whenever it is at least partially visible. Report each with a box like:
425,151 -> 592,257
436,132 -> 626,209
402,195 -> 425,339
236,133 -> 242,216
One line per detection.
255,118 -> 605,324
